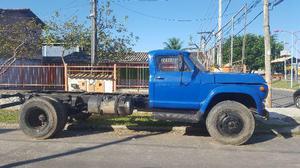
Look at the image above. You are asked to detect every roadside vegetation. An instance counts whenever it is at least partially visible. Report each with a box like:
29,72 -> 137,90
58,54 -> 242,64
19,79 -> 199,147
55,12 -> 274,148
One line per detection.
0,109 -> 19,123
272,80 -> 300,90
0,110 -> 185,127
87,113 -> 187,127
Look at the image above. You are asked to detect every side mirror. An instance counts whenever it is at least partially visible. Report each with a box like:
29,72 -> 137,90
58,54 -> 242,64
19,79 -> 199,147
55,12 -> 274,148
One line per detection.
179,55 -> 185,72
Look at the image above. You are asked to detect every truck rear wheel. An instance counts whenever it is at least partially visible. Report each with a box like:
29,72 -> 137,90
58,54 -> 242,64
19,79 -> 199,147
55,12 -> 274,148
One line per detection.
206,101 -> 255,145
19,97 -> 66,139
42,96 -> 68,132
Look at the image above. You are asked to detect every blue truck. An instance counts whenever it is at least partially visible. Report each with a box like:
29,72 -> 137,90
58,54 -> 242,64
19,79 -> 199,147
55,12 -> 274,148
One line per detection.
0,50 -> 269,145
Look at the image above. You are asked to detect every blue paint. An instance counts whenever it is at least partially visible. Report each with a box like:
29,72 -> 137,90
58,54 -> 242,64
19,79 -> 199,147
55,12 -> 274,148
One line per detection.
148,50 -> 268,116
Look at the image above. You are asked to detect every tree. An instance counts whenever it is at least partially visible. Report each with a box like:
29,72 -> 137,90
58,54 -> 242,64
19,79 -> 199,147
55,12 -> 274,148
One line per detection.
163,38 -> 183,50
97,1 -> 138,61
42,12 -> 90,65
0,19 -> 43,58
222,34 -> 283,72
0,18 -> 43,75
43,0 -> 138,63
43,12 -> 90,54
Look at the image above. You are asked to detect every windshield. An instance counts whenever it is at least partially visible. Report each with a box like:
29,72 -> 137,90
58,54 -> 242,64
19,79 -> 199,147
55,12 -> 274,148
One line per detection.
189,54 -> 206,71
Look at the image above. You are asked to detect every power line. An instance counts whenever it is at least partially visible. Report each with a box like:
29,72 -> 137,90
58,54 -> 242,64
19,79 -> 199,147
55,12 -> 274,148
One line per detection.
112,1 -> 236,23
206,0 -> 262,44
199,0 -> 218,32
222,0 -> 232,16
235,11 -> 263,36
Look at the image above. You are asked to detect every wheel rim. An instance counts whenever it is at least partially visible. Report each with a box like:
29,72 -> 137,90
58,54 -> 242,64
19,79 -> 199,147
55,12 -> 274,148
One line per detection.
26,107 -> 49,130
217,111 -> 244,136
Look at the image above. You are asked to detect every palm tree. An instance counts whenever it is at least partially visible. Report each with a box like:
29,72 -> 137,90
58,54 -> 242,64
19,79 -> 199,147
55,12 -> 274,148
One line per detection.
163,37 -> 183,50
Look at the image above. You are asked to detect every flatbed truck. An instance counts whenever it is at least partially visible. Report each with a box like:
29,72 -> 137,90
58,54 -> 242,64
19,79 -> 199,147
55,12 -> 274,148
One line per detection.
0,50 -> 269,145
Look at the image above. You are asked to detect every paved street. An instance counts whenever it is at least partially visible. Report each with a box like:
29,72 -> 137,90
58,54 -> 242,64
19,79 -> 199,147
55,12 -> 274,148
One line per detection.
272,89 -> 295,108
0,129 -> 300,168
0,88 -> 297,168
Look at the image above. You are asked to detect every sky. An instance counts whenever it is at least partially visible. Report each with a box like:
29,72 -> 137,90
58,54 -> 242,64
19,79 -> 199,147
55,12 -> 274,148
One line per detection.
1,0 -> 300,53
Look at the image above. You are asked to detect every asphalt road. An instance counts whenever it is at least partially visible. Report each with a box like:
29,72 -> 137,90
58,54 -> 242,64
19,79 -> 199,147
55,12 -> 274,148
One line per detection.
272,89 -> 295,108
0,129 -> 300,168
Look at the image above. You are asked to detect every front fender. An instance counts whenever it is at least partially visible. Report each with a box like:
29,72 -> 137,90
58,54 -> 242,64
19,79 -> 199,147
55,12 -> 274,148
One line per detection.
200,85 -> 264,115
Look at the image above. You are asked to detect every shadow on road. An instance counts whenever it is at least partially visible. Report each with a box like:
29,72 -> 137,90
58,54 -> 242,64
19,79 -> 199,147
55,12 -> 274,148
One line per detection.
254,112 -> 299,139
246,112 -> 300,145
1,131 -> 166,168
0,128 -> 17,135
55,125 -> 114,139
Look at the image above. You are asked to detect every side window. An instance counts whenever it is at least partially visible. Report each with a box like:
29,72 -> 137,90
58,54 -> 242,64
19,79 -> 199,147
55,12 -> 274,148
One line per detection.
157,56 -> 190,72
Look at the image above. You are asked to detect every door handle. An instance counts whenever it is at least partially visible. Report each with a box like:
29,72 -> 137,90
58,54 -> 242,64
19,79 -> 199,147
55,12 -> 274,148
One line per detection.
155,76 -> 165,80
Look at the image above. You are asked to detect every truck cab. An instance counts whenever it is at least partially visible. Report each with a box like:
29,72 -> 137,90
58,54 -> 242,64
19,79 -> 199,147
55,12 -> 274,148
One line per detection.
147,50 -> 269,145
148,50 -> 268,115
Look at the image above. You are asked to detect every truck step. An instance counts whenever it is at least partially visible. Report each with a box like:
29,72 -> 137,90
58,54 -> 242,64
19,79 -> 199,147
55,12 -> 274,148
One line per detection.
153,111 -> 202,123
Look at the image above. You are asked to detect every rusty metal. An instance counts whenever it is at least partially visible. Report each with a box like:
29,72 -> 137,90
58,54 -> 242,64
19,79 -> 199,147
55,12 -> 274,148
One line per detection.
0,63 -> 150,90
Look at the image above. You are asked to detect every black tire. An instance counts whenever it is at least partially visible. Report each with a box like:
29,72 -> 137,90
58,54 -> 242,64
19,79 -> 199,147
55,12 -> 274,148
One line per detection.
42,96 -> 68,132
295,96 -> 300,109
19,97 -> 65,139
206,101 -> 255,145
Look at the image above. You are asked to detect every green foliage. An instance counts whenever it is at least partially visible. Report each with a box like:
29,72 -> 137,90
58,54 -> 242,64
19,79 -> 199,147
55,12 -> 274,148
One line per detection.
43,0 -> 138,62
222,34 -> 284,72
272,80 -> 300,90
97,1 -> 139,61
0,110 -> 19,123
87,112 -> 187,127
43,12 -> 90,52
163,37 -> 184,50
0,18 -> 43,58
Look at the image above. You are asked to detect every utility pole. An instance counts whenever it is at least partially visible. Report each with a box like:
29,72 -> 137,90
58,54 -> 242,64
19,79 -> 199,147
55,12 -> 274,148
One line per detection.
242,4 -> 247,73
230,16 -> 234,66
198,32 -> 213,69
263,0 -> 272,107
296,38 -> 298,82
217,0 -> 223,67
291,33 -> 294,88
91,0 -> 97,66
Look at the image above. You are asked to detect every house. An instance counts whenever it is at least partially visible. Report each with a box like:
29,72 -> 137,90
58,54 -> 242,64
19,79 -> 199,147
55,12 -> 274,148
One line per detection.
41,45 -> 91,65
41,50 -> 148,64
0,9 -> 45,58
0,8 -> 43,25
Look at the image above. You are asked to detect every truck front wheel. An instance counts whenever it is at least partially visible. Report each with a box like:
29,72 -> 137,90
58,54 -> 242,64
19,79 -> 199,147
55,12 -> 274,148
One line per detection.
206,101 -> 255,145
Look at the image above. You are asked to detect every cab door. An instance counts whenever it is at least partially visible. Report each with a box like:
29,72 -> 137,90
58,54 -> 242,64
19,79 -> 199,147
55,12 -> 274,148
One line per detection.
151,55 -> 200,110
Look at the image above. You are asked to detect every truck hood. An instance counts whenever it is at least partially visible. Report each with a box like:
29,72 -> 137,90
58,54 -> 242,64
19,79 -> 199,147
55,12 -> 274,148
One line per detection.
213,73 -> 266,84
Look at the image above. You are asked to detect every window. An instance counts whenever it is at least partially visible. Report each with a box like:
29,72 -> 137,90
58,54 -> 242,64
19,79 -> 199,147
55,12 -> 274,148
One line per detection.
189,54 -> 206,71
157,56 -> 190,72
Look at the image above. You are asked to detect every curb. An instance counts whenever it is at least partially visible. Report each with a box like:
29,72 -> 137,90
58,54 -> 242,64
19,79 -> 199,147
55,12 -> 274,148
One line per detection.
0,123 -> 19,129
1,122 -> 300,136
66,123 -> 300,136
272,87 -> 295,92
66,124 -> 194,135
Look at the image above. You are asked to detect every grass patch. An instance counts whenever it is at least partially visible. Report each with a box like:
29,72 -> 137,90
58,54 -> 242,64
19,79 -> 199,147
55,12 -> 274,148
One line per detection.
0,110 -> 186,127
0,109 -> 19,123
272,80 -> 300,90
85,112 -> 188,127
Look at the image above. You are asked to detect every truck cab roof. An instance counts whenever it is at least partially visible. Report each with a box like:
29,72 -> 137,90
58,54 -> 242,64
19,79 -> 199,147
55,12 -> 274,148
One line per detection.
148,50 -> 190,57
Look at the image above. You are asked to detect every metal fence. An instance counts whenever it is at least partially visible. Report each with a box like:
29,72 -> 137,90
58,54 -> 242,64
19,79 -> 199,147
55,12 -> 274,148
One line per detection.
116,63 -> 149,88
0,65 -> 65,90
0,63 -> 149,91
